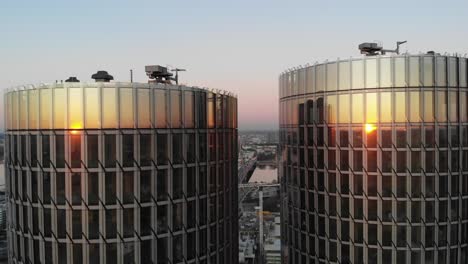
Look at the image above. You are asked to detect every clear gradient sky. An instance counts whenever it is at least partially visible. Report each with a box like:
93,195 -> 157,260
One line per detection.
1,0 -> 467,130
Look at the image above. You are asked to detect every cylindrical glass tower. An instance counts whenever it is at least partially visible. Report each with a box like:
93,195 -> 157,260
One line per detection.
4,81 -> 238,264
279,54 -> 468,264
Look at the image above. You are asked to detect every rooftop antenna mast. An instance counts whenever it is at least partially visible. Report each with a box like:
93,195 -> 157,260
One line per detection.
172,68 -> 186,85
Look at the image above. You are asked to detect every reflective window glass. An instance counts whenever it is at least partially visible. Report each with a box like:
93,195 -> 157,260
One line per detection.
338,94 -> 350,123
449,91 -> 458,122
327,63 -> 337,91
366,93 -> 378,123
395,92 -> 406,122
154,89 -> 166,128
69,88 -> 83,129
352,60 -> 364,89
380,58 -> 392,87
423,57 -> 434,86
352,94 -> 364,123
448,58 -> 458,87
54,88 -> 66,129
137,89 -> 151,128
460,59 -> 467,87
40,89 -> 52,129
316,64 -> 325,92
436,57 -> 447,86
207,92 -> 215,128
437,91 -> 447,122
394,57 -> 406,87
102,88 -> 117,128
409,91 -> 420,122
184,91 -> 195,128
327,95 -> 337,123
85,88 -> 99,128
28,90 -> 39,129
120,88 -> 134,128
306,66 -> 315,93
461,92 -> 468,122
366,59 -> 378,88
409,57 -> 420,86
380,92 -> 392,123
423,91 -> 434,122
170,90 -> 181,128
339,61 -> 350,90
19,91 -> 27,129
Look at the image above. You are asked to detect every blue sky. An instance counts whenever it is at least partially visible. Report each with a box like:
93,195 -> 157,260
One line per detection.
1,0 -> 468,130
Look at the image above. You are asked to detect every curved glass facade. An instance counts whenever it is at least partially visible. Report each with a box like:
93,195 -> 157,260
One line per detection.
279,55 -> 468,264
4,82 -> 238,264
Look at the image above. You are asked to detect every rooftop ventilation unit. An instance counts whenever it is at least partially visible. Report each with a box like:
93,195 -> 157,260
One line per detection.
65,77 -> 80,83
145,65 -> 174,84
91,71 -> 113,82
359,41 -> 407,56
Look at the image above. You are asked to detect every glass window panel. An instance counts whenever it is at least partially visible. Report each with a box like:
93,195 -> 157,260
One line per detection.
366,93 -> 378,123
338,94 -> 350,123
184,91 -> 194,128
437,91 -> 447,122
137,89 -> 151,128
436,57 -> 447,86
123,172 -> 134,204
395,92 -> 406,122
19,91 -> 27,129
327,63 -> 337,91
12,92 -> 19,130
105,134 -> 116,167
69,88 -> 83,129
85,88 -> 99,128
207,92 -> 215,128
423,91 -> 434,122
316,64 -> 325,92
409,57 -> 420,86
327,95 -> 337,123
155,89 -> 167,128
29,89 -> 39,129
70,134 -> 81,168
352,94 -> 364,123
306,66 -> 315,93
102,88 -> 117,128
380,92 -> 392,123
170,90 -> 181,128
122,134 -> 134,167
448,58 -> 457,87
366,59 -> 378,88
88,173 -> 99,205
120,88 -> 134,128
423,57 -> 434,86
40,89 -> 52,129
409,92 -> 420,122
380,58 -> 392,87
394,57 -> 406,87
449,91 -> 458,122
460,59 -> 467,87
54,88 -> 66,129
339,61 -> 350,90
352,60 -> 364,89
72,173 -> 81,205
461,92 -> 468,122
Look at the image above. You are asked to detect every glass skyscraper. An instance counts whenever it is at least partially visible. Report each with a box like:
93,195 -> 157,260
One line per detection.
279,53 -> 468,263
4,78 -> 238,263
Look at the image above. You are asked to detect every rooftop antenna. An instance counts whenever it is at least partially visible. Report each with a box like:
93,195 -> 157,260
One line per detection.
359,40 -> 407,56
171,68 -> 186,85
130,69 -> 133,83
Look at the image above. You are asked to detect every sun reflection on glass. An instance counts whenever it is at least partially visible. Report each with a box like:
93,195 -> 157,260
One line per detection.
365,123 -> 377,134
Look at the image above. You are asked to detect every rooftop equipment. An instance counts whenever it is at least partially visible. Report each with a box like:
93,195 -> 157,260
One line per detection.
65,77 -> 80,82
91,71 -> 114,82
359,41 -> 407,56
145,65 -> 186,84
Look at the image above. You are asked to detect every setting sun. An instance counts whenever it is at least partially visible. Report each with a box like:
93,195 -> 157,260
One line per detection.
365,123 -> 377,133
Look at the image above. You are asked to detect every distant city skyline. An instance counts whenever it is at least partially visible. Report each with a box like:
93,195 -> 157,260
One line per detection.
2,0 -> 468,130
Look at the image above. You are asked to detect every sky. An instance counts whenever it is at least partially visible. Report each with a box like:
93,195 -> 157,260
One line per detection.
1,0 -> 468,130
